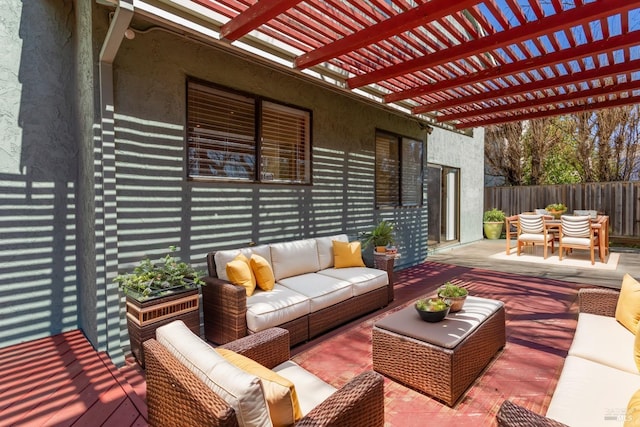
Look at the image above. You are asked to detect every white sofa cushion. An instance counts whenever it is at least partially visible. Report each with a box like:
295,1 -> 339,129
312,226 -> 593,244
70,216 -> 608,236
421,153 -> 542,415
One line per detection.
273,360 -> 336,416
155,320 -> 272,427
270,239 -> 321,281
568,312 -> 638,375
215,245 -> 272,281
546,355 -> 640,427
278,273 -> 352,312
318,267 -> 388,296
246,285 -> 310,333
314,234 -> 349,270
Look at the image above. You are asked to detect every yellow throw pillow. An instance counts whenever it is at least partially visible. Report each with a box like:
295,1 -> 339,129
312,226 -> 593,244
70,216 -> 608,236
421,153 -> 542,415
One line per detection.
616,274 -> 640,333
226,253 -> 256,296
625,388 -> 640,426
250,254 -> 275,291
333,240 -> 365,268
216,348 -> 302,427
635,327 -> 640,374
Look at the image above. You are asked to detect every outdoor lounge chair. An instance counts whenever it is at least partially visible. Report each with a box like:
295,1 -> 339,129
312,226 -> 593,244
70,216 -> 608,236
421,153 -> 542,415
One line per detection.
558,215 -> 597,265
143,325 -> 385,427
516,214 -> 554,259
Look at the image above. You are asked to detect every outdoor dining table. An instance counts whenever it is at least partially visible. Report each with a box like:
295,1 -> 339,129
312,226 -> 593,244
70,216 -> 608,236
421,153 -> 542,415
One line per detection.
505,214 -> 609,262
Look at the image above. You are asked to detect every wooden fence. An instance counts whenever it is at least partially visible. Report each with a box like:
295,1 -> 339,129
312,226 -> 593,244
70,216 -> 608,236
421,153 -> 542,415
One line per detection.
484,182 -> 640,240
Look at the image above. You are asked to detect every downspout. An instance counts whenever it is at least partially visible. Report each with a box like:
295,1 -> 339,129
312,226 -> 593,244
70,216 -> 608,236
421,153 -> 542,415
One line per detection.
97,0 -> 134,365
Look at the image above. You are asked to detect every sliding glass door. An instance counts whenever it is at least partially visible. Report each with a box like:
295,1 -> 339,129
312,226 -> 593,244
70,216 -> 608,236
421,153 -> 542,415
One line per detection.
427,164 -> 459,247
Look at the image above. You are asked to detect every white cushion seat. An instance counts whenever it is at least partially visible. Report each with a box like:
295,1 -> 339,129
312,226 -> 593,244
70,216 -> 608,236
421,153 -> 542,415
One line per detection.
278,273 -> 352,312
272,360 -> 337,416
318,267 -> 388,296
518,233 -> 551,242
568,312 -> 638,375
546,355 -> 640,427
246,285 -> 310,333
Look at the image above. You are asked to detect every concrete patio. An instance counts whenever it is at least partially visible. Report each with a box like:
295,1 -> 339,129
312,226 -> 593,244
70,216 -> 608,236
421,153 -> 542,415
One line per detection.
426,239 -> 640,289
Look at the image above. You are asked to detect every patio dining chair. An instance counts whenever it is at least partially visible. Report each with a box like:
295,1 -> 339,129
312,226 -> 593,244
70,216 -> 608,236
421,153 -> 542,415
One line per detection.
558,215 -> 597,265
516,214 -> 554,259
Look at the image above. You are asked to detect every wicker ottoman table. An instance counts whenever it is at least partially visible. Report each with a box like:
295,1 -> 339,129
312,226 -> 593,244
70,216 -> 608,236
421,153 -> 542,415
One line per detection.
372,296 -> 506,406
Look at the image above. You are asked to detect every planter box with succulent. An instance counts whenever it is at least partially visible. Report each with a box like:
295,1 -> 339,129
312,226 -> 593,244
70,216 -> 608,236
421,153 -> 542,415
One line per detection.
483,208 -> 506,240
114,246 -> 205,366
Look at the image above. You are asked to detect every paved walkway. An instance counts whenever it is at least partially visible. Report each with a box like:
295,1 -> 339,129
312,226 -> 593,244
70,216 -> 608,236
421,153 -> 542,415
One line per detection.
426,239 -> 640,289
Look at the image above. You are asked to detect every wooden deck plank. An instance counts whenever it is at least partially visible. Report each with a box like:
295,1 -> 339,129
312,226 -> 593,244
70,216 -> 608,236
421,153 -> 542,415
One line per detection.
0,330 -> 147,427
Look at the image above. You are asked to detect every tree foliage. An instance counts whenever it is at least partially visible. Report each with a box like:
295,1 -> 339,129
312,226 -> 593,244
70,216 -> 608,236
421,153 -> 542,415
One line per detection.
485,106 -> 640,186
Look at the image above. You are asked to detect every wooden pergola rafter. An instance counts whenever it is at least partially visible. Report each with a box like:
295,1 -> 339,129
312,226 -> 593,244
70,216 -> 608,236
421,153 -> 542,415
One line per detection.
153,0 -> 640,128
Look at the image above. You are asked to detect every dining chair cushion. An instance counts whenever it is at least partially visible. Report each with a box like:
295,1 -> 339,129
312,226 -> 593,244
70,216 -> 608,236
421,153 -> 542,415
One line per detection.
616,274 -> 640,334
560,236 -> 593,246
518,215 -> 545,234
560,215 -> 591,237
519,233 -> 553,242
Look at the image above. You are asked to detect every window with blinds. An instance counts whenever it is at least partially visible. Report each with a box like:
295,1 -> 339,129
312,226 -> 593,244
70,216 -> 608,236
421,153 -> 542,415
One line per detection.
375,130 -> 423,208
187,80 -> 311,184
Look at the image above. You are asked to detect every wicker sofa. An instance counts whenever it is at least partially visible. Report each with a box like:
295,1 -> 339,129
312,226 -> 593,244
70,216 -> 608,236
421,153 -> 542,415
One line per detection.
497,284 -> 640,426
144,323 -> 385,427
202,234 -> 392,346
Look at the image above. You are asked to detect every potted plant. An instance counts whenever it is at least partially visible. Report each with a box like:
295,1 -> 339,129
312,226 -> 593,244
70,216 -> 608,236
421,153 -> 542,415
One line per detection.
437,282 -> 469,312
114,246 -> 205,366
545,203 -> 568,219
361,220 -> 395,253
483,208 -> 506,240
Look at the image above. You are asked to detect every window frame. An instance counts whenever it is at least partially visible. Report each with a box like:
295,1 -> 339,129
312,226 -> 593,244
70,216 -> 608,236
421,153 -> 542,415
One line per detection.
186,78 -> 312,185
375,129 -> 424,209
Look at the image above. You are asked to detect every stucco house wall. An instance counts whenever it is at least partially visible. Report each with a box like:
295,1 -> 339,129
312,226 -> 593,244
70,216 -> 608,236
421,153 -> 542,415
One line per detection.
428,127 -> 486,245
0,0 -> 484,361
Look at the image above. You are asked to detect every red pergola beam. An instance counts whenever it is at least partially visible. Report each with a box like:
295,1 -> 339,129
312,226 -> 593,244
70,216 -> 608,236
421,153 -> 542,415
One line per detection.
220,0 -> 303,41
455,94 -> 640,129
387,31 -> 640,104
347,0 -> 637,89
412,56 -> 640,115
439,79 -> 640,122
294,0 -> 479,70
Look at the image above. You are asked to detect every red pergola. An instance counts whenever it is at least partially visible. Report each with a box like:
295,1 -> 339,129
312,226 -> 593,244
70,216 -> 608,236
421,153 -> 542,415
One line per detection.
135,0 -> 640,129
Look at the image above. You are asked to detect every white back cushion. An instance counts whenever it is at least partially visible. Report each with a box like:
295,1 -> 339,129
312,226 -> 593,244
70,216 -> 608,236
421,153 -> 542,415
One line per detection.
215,245 -> 272,280
156,320 -> 273,427
270,239 -> 321,281
314,234 -> 349,270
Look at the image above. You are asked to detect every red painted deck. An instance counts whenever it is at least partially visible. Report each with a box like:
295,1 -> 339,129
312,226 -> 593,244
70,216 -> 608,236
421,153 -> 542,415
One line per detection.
0,329 -> 147,427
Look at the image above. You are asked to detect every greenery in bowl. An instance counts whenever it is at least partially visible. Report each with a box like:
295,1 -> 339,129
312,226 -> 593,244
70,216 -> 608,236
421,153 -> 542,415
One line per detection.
437,282 -> 469,298
483,208 -> 506,222
361,220 -> 395,249
415,298 -> 451,322
545,203 -> 567,211
416,298 -> 450,312
114,246 -> 205,301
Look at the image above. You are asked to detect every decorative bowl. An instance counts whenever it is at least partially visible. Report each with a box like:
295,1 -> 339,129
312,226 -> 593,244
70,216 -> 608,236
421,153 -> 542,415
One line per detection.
415,298 -> 451,322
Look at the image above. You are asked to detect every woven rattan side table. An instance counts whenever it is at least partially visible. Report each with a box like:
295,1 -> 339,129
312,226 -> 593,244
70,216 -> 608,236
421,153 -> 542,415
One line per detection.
372,296 -> 506,406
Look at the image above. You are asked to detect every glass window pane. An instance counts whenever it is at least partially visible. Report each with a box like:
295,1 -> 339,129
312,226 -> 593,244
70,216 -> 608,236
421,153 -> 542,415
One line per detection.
375,132 -> 400,207
261,101 -> 310,183
187,82 -> 256,180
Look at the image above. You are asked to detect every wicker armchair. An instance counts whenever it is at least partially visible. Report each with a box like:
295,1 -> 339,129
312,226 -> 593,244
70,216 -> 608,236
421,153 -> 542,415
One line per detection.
144,327 -> 385,427
496,287 -> 620,427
